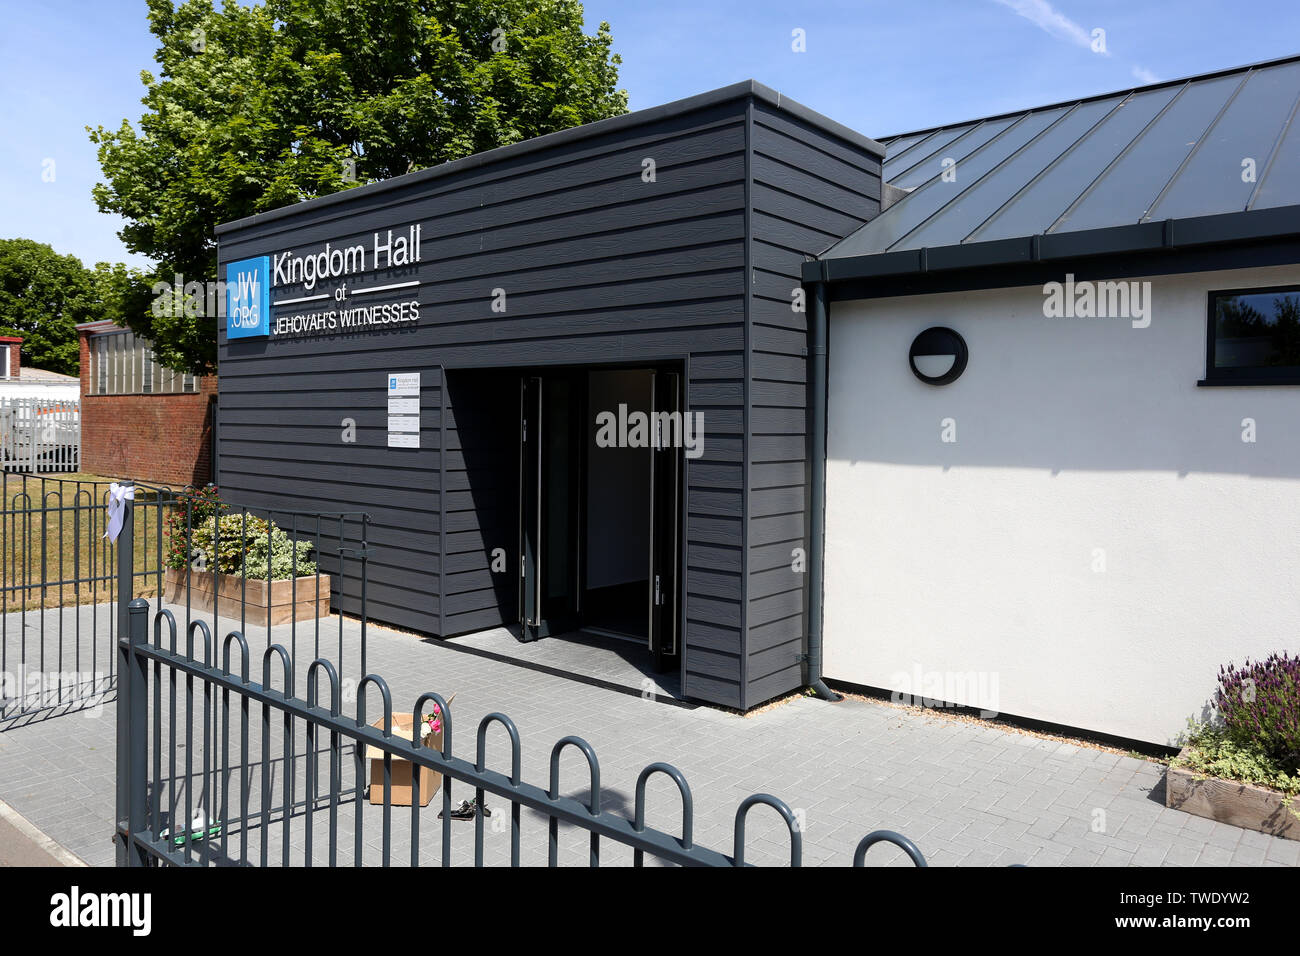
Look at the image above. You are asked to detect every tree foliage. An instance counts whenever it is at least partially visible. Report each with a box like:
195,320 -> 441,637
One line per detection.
89,0 -> 628,373
0,239 -> 124,376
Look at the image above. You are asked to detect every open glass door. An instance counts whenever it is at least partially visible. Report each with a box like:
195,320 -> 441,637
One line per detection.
648,370 -> 682,671
518,373 -> 580,641
519,376 -> 541,638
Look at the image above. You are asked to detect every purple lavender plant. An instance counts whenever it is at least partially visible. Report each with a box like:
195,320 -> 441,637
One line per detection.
1214,652 -> 1300,774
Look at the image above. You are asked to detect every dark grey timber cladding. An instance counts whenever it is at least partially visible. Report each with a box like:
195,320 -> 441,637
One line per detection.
441,370 -> 520,637
218,96 -> 753,707
217,353 -> 442,635
744,101 -> 882,707
216,84 -> 883,710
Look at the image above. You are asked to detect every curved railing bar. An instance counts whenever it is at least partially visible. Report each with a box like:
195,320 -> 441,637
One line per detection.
549,736 -> 601,812
548,736 -> 602,867
306,658 -> 340,715
356,675 -> 394,735
411,692 -> 452,758
412,691 -> 454,867
632,762 -> 694,867
153,608 -> 177,652
475,713 -> 521,782
852,830 -> 928,867
733,793 -> 802,867
261,645 -> 292,698
473,713 -> 522,867
221,631 -> 249,683
354,675 -> 395,865
185,619 -> 212,668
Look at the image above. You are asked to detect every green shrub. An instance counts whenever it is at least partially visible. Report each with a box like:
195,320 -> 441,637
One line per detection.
241,521 -> 317,580
170,511 -> 317,579
165,486 -> 226,571
1173,720 -> 1300,798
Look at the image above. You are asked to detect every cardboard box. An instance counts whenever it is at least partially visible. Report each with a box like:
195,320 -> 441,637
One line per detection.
365,704 -> 452,807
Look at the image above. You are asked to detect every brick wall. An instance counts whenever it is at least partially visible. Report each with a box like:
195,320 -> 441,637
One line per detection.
78,331 -> 218,486
1,337 -> 21,378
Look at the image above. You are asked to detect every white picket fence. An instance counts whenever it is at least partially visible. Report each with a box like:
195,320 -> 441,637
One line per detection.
0,397 -> 81,472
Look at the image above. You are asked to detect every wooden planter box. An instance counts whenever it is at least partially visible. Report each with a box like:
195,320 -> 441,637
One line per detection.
163,568 -> 332,626
1165,747 -> 1300,841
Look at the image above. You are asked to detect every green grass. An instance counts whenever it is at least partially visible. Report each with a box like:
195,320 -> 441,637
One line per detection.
0,472 -> 179,611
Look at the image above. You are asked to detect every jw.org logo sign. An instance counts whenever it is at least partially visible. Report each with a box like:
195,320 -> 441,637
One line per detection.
226,256 -> 270,338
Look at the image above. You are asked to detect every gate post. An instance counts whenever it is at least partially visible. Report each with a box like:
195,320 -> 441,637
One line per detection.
113,488 -> 137,866
115,485 -> 134,643
115,598 -> 150,866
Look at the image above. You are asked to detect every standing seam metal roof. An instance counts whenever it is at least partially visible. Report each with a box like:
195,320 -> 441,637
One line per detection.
824,54 -> 1300,260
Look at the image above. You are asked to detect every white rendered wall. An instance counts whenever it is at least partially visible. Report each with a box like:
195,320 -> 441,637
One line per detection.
823,264 -> 1300,744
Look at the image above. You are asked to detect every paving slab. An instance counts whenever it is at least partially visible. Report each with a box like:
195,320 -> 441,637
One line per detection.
0,600 -> 1296,867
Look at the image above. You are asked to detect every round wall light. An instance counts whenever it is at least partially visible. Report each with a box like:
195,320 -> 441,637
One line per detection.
908,326 -> 968,386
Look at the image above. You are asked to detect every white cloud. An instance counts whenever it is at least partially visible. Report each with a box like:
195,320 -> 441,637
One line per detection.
1131,66 -> 1159,84
992,0 -> 1094,50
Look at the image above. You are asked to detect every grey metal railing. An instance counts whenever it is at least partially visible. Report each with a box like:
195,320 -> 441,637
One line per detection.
1,476 -> 369,726
134,480 -> 372,684
0,474 -> 163,723
100,480 -> 929,867
113,596 -> 929,867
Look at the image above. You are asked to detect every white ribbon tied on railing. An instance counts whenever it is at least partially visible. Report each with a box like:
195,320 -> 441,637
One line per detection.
103,482 -> 136,543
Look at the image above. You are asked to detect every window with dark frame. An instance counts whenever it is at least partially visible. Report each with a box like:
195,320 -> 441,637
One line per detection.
1203,285 -> 1300,385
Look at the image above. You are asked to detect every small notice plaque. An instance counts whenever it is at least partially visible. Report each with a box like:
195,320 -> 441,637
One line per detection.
388,397 -> 419,415
386,372 -> 421,448
388,372 -> 420,396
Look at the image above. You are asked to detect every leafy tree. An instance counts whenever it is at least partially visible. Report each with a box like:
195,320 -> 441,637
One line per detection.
89,0 -> 628,373
0,239 -> 108,376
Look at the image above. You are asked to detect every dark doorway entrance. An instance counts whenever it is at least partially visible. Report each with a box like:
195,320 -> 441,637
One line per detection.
518,365 -> 682,672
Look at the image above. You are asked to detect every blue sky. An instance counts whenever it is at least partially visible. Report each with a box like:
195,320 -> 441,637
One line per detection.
1,0 -> 1297,269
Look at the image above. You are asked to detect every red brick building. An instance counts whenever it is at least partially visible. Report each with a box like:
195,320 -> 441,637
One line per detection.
0,336 -> 21,379
76,321 -> 217,486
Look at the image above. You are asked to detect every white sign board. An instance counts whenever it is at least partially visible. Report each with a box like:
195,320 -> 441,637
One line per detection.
388,372 -> 420,396
387,397 -> 419,415
386,372 -> 420,448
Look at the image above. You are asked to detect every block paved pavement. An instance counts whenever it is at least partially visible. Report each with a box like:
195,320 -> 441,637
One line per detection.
0,601 -> 1296,867
0,798 -> 87,866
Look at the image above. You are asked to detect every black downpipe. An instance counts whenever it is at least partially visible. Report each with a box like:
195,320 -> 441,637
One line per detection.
806,278 -> 842,702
